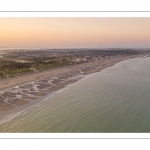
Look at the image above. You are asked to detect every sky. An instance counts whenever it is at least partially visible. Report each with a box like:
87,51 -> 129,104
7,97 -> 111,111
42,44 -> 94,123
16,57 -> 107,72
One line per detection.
0,17 -> 150,49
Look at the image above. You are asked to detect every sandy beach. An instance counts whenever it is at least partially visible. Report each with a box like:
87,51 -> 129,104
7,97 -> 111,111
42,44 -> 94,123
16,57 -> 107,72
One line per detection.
0,54 -> 146,112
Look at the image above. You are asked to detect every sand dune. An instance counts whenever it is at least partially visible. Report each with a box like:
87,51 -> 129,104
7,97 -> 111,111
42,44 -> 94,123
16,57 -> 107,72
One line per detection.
0,54 -> 145,112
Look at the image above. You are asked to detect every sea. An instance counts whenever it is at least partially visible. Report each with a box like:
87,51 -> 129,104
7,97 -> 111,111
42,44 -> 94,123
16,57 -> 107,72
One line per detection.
0,56 -> 150,132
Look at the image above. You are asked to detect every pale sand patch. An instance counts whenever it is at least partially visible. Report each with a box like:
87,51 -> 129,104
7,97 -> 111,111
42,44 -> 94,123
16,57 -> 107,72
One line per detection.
0,102 -> 15,111
8,99 -> 29,106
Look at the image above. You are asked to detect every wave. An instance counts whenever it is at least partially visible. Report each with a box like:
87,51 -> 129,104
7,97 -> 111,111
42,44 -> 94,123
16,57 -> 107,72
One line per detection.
0,76 -> 82,125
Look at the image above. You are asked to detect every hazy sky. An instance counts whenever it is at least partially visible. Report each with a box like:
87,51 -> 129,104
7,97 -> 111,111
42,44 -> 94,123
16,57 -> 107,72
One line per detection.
0,17 -> 150,48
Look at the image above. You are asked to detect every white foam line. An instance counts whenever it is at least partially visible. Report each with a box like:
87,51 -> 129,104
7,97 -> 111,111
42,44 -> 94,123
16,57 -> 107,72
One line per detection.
0,74 -> 85,125
0,114 -> 18,125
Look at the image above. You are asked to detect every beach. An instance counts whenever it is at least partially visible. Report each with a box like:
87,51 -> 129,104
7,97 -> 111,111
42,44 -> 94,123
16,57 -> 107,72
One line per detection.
1,55 -> 150,132
0,54 -> 146,114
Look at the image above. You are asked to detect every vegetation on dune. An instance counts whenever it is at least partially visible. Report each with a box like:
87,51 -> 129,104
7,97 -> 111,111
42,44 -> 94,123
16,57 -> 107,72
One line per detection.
0,49 -> 145,79
0,58 -> 76,79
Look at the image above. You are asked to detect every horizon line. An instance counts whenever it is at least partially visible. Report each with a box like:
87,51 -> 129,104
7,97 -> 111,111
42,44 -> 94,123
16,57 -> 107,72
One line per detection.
0,47 -> 150,50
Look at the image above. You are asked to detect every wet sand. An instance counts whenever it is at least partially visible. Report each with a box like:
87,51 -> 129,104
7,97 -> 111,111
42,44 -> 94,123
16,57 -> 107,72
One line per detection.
8,99 -> 29,106
23,97 -> 38,100
30,92 -> 48,97
0,102 -> 15,111
0,54 -> 146,113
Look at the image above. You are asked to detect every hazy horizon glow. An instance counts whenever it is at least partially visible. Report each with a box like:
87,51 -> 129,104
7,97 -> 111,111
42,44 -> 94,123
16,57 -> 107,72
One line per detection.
0,18 -> 150,49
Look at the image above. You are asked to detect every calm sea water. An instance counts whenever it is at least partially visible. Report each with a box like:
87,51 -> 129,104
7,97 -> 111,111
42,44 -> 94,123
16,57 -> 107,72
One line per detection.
1,57 -> 150,132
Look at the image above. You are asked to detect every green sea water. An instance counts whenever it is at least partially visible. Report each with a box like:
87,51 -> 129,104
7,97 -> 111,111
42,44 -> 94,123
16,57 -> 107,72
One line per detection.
1,57 -> 150,132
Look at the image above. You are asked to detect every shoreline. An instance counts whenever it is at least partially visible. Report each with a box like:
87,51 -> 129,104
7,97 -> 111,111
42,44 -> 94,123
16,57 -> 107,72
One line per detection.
0,54 -> 146,91
0,54 -> 147,116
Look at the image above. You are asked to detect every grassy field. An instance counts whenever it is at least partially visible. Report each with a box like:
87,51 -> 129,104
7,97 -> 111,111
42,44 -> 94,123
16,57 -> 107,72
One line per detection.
0,58 -> 78,79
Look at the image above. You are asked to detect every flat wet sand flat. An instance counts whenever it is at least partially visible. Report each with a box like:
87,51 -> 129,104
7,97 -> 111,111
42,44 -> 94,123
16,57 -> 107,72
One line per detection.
23,96 -> 38,100
8,99 -> 29,106
0,102 -> 15,111
30,92 -> 48,97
